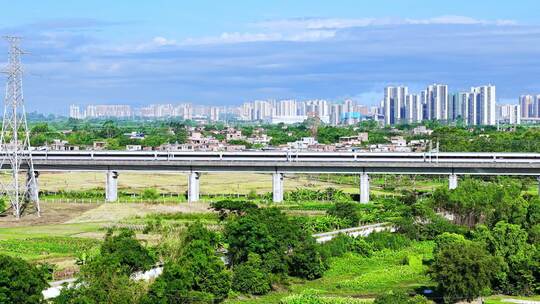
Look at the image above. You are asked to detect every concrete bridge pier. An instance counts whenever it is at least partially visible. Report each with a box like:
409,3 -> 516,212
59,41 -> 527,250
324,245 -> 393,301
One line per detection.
188,172 -> 200,202
359,173 -> 370,203
272,173 -> 284,203
449,174 -> 458,190
27,171 -> 39,203
105,171 -> 118,202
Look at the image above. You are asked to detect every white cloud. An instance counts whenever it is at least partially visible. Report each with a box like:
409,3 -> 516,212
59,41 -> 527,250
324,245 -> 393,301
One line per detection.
255,18 -> 383,30
405,15 -> 516,26
183,32 -> 283,45
255,15 -> 517,30
77,15 -> 520,54
153,36 -> 177,46
167,15 -> 516,46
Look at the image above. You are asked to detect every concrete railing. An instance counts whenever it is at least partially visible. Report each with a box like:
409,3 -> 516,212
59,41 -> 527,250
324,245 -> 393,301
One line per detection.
312,223 -> 394,243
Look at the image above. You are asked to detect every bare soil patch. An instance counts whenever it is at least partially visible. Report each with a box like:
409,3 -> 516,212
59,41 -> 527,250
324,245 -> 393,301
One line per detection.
0,202 -> 100,228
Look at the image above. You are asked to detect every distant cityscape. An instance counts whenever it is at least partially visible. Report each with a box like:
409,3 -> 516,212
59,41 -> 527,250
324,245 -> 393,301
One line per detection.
69,83 -> 540,126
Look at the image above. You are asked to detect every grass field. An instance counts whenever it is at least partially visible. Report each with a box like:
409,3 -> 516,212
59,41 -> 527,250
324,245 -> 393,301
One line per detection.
226,241 -> 435,304
37,172 -> 346,195
0,200 -> 215,277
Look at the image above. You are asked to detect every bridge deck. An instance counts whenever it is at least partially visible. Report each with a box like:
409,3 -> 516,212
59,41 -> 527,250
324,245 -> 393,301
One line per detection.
0,151 -> 537,175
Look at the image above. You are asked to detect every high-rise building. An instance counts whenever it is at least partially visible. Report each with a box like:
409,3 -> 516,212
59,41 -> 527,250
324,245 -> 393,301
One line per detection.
535,95 -> 540,118
174,104 -> 193,120
462,92 -> 477,125
306,99 -> 330,123
85,104 -> 131,118
329,103 -> 342,126
383,86 -> 408,125
472,85 -> 496,125
69,105 -> 82,119
404,94 -> 422,123
241,102 -> 254,121
498,104 -> 521,125
426,84 -> 448,121
296,101 -> 307,116
209,107 -> 220,122
448,92 -> 464,122
253,100 -> 272,120
275,99 -> 297,117
519,95 -> 535,118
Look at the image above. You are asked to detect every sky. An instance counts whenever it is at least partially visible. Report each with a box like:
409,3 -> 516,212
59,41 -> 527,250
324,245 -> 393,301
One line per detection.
1,0 -> 540,114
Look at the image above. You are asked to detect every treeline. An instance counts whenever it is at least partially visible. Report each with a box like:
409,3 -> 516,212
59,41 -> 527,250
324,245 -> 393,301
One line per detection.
394,178 -> 540,302
431,126 -> 540,152
27,119 -> 190,149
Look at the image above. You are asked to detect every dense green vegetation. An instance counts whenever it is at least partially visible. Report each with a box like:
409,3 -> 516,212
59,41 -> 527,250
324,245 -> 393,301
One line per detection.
0,237 -> 100,261
0,254 -> 50,304
0,172 -> 538,303
431,126 -> 540,152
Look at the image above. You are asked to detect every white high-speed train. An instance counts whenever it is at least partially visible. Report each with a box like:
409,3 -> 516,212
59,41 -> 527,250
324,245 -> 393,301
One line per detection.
25,150 -> 540,163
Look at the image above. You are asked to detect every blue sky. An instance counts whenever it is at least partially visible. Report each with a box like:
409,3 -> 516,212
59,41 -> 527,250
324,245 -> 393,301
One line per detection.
1,0 -> 540,113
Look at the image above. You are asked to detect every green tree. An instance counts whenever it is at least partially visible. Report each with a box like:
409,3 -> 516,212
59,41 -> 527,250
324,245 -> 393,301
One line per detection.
288,238 -> 328,280
473,222 -> 538,295
168,122 -> 188,144
142,134 -> 167,147
53,254 -> 146,304
432,178 -> 527,228
225,207 -> 326,280
0,254 -> 49,304
431,240 -> 503,303
99,120 -> 120,139
101,229 -> 155,274
232,253 -> 271,295
225,207 -> 299,273
144,222 -> 231,303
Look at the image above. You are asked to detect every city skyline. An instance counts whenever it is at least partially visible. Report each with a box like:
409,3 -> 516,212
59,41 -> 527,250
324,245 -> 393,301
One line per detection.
69,81 -> 527,126
2,1 -> 540,114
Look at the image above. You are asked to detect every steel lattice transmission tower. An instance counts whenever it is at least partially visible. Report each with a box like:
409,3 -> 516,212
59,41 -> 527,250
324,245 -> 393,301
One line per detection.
0,36 -> 39,218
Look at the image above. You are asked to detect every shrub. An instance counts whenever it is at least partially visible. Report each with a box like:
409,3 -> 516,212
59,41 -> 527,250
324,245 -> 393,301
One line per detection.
144,222 -> 231,303
528,224 -> 540,244
232,254 -> 271,295
320,234 -> 373,258
210,199 -> 258,220
247,189 -> 258,200
55,254 -> 146,304
374,291 -> 432,304
288,238 -> 328,280
280,292 -> 371,303
141,188 -> 160,200
295,215 -> 350,234
327,202 -> 359,227
433,232 -> 466,254
365,232 -> 411,251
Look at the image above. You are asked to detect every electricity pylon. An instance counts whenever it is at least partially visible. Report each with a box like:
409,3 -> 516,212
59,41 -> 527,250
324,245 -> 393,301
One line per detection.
0,36 -> 39,218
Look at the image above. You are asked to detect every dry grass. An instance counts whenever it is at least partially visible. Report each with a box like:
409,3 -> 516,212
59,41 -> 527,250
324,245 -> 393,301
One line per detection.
0,201 -> 97,228
66,202 -> 211,223
36,172 -> 349,194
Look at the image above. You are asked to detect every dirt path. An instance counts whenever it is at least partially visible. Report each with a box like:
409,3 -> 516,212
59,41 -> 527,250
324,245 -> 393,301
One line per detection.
0,202 -> 99,228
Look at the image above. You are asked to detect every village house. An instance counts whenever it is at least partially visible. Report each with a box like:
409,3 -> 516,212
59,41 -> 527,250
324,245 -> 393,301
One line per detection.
339,132 -> 369,146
